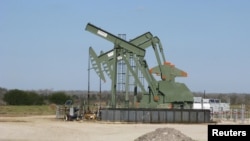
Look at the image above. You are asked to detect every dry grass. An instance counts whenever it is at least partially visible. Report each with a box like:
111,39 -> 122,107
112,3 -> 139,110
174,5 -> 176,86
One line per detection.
0,105 -> 55,116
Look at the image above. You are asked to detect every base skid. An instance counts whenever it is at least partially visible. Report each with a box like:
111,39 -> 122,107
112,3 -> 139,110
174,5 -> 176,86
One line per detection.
100,108 -> 211,123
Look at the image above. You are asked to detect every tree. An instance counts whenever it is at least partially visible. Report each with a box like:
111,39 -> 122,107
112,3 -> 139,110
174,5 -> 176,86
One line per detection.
3,89 -> 44,105
27,91 -> 44,105
48,92 -> 71,105
4,89 -> 26,105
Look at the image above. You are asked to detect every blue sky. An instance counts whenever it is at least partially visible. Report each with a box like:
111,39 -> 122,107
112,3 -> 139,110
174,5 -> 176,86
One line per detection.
0,0 -> 249,93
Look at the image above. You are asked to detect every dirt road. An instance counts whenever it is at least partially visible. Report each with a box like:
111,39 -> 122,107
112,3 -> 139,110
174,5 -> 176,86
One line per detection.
0,115 -> 241,141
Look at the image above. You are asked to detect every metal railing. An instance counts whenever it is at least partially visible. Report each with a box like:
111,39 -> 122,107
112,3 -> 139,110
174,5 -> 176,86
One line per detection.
211,104 -> 250,124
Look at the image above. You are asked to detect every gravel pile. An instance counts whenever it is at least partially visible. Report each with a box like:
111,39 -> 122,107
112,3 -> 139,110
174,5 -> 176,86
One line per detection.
134,127 -> 195,141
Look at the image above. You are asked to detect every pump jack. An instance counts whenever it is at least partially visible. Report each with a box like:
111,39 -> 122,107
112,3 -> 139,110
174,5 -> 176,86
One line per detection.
86,23 -> 193,109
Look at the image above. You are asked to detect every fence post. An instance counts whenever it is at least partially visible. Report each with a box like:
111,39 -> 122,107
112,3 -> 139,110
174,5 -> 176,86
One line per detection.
234,109 -> 237,122
230,109 -> 232,120
241,104 -> 245,124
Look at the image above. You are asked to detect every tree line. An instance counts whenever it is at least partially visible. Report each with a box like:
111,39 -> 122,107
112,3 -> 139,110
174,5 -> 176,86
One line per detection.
0,88 -> 71,105
0,87 -> 250,106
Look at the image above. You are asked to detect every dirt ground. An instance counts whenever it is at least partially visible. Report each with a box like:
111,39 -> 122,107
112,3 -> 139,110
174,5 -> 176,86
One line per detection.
0,115 -> 248,141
